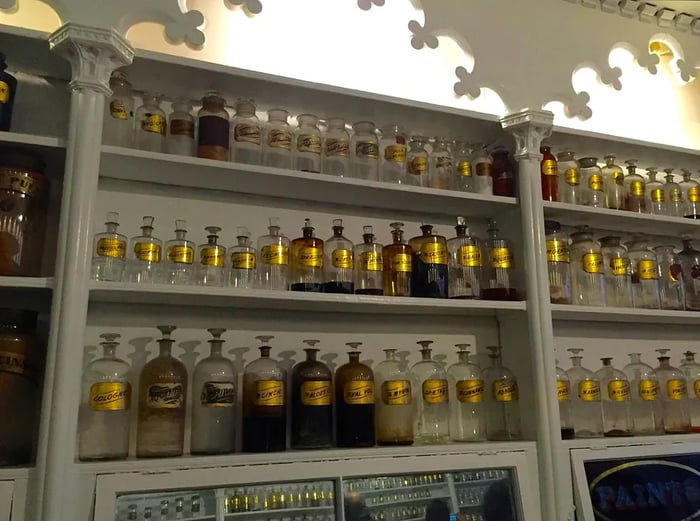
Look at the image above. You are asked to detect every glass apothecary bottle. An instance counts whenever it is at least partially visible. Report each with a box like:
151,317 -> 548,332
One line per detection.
679,237 -> 700,311
228,227 -> 256,289
645,167 -> 664,215
379,123 -> 407,184
473,146 -> 493,195
544,220 -> 571,304
406,136 -> 428,187
323,218 -> 354,294
624,159 -> 646,213
375,348 -> 413,446
448,344 -> 485,442
0,53 -> 15,131
491,149 -> 515,197
540,145 -> 558,202
627,239 -> 660,309
242,335 -> 286,452
197,91 -> 229,161
580,157 -> 604,208
350,121 -> 379,181
197,226 -> 226,287
135,93 -> 166,152
191,328 -> 236,455
428,138 -> 453,190
257,217 -> 290,291
566,348 -> 603,438
680,351 -> 700,432
601,154 -> 624,210
622,353 -> 663,435
448,217 -> 482,299
599,236 -> 633,308
411,340 -> 449,444
78,333 -> 131,461
322,117 -> 350,177
557,150 -> 582,205
231,98 -> 261,165
556,361 -> 574,439
569,226 -> 605,307
483,345 -> 521,441
596,358 -> 633,437
664,169 -> 684,217
103,71 -> 134,147
290,218 -> 324,292
383,222 -> 412,297
335,342 -> 375,447
166,98 -> 195,156
481,219 -> 517,301
653,244 -> 684,310
291,339 -> 333,449
654,349 -> 691,434
263,109 -> 293,169
164,220 -> 195,285
294,114 -> 322,173
92,212 -> 127,282
354,225 -> 383,295
454,141 -> 474,192
128,216 -> 162,284
410,224 -> 448,298
136,326 -> 187,458
681,169 -> 700,219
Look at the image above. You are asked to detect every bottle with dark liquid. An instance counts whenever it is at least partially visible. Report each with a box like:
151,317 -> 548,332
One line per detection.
0,53 -> 17,131
354,226 -> 383,295
491,149 -> 515,197
409,224 -> 448,298
540,145 -> 558,202
481,219 -> 517,301
336,342 -> 375,447
242,335 -> 286,452
291,339 -> 333,449
197,91 -> 230,161
556,361 -> 574,440
290,218 -> 324,292
382,222 -> 412,297
323,218 -> 354,294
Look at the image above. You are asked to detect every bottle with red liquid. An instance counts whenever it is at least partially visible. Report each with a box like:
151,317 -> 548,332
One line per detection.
491,149 -> 515,197
540,146 -> 558,201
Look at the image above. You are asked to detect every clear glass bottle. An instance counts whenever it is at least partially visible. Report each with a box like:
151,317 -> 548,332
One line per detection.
653,244 -> 684,310
263,109 -> 293,169
197,91 -> 229,161
191,328 -> 236,455
164,220 -> 195,286
91,212 -> 127,282
624,159 -> 646,213
323,218 -> 354,294
350,121 -> 379,181
448,216 -> 482,299
579,157 -> 604,208
379,123 -> 407,184
473,145 -> 493,195
482,345 -> 521,441
645,167 -> 665,215
556,360 -> 574,439
663,168 -> 684,217
136,326 -> 187,458
557,150 -> 582,205
679,237 -> 700,311
78,333 -> 131,461
354,225 -> 383,295
599,236 -> 633,308
627,239 -> 660,309
623,353 -> 664,435
257,217 -> 290,291
375,348 -> 413,446
228,227 -> 256,289
569,226 -> 605,307
128,216 -> 163,284
596,358 -> 633,437
135,93 -> 166,152
544,220 -> 571,304
231,98 -> 261,165
335,342 -> 375,447
654,349 -> 691,434
448,344 -> 485,442
322,117 -> 350,177
428,138 -> 453,190
454,141 -> 474,193
166,97 -> 195,156
601,154 -> 624,210
410,224 -> 449,298
290,218 -> 324,292
241,335 -> 286,452
481,219 -> 517,301
294,114 -> 322,173
681,169 -> 700,219
197,226 -> 226,287
540,145 -> 558,202
382,222 -> 412,297
103,71 -> 134,147
680,351 -> 700,433
411,340 -> 449,444
406,135 -> 428,187
566,348 -> 604,438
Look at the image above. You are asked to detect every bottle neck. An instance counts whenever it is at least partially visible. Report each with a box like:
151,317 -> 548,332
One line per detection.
106,223 -> 118,234
455,225 -> 467,237
305,348 -> 318,361
237,236 -> 248,246
457,351 -> 469,364
210,341 -> 223,356
303,228 -> 313,239
391,230 -> 404,244
159,340 -> 173,357
175,230 -> 187,240
102,345 -> 117,359
348,352 -> 360,363
421,349 -> 432,361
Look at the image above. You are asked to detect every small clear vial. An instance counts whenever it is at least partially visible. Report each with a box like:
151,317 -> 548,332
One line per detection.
428,137 -> 453,190
164,220 -> 195,285
350,121 -> 379,181
294,113 -> 322,173
263,108 -> 293,169
128,216 -> 162,284
229,227 -> 256,289
197,226 -> 226,287
473,146 -> 493,195
322,117 -> 350,177
134,93 -> 166,152
231,98 -> 262,165
166,97 -> 195,156
257,217 -> 290,291
92,212 -> 127,282
405,135 -> 428,187
379,123 -> 407,184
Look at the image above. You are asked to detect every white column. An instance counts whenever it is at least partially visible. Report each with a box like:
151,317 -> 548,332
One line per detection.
31,23 -> 134,521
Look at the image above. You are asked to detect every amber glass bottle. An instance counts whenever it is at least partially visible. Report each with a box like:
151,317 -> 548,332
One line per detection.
540,145 -> 558,201
491,150 -> 515,197
290,218 -> 324,292
336,342 -> 375,447
409,224 -> 448,298
383,222 -> 412,296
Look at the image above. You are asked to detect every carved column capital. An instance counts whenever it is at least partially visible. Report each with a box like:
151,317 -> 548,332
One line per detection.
500,109 -> 554,160
49,23 -> 134,96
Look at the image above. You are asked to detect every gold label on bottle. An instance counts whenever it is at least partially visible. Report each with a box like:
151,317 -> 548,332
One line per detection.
170,119 -> 195,138
231,252 -> 256,269
200,246 -> 225,267
694,380 -> 700,399
267,129 -> 292,150
638,259 -> 657,280
670,188 -> 683,203
200,382 -> 235,407
667,379 -> 687,400
458,160 -> 472,176
456,379 -> 484,403
630,180 -> 645,196
557,380 -> 570,402
359,251 -> 382,271
476,163 -> 492,177
234,124 -> 261,145
141,114 -> 166,135
421,243 -> 447,265
146,383 -> 184,408
109,100 -> 128,120
381,380 -> 411,405
344,380 -> 375,405
96,238 -> 126,259
0,350 -> 26,376
325,138 -> 349,157
608,380 -> 630,402
301,381 -> 332,406
639,379 -> 658,401
167,245 -> 194,264
459,245 -> 482,267
436,156 -> 452,169
651,188 -> 665,203
582,252 -> 603,274
298,246 -> 323,268
546,240 -> 569,263
541,159 -> 557,176
331,249 -> 353,269
355,141 -> 378,159
565,168 -> 580,186
611,257 -> 628,276
409,156 -> 427,175
489,247 -> 513,269
384,145 -> 407,163
494,381 -> 518,402
688,187 -> 700,203
588,174 -> 603,191
261,245 -> 289,265
391,253 -> 412,273
422,379 -> 448,404
255,380 -> 284,406
134,242 -> 162,263
89,382 -> 131,411
297,134 -> 322,155
613,170 -> 624,186
0,81 -> 9,104
579,380 -> 601,402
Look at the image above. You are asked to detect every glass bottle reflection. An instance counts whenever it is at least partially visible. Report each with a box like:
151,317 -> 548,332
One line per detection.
231,98 -> 262,165
645,167 -> 664,215
351,121 -> 379,181
379,123 -> 407,184
197,91 -> 229,161
263,109 -> 293,169
601,154 -> 624,210
135,93 -> 166,152
428,138 -> 452,190
663,168 -> 684,217
294,114 -> 322,173
483,346 -> 521,441
92,212 -> 127,282
579,157 -> 604,208
322,117 -> 350,177
375,348 -> 413,445
622,353 -> 663,435
411,340 -> 449,444
406,136 -> 428,187
291,339 -> 332,449
473,146 -> 493,195
448,217 -> 482,299
596,358 -> 633,437
336,342 -> 375,447
556,150 -> 582,205
654,349 -> 691,434
624,159 -> 646,213
454,141 -> 474,193
166,98 -> 195,157
448,344 -> 485,442
566,348 -> 603,438
681,169 -> 700,219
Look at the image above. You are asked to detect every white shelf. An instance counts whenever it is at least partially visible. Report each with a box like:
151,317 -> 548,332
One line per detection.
353,483 -> 447,495
0,276 -> 53,290
0,131 -> 65,150
367,495 -> 450,508
225,506 -> 332,518
0,467 -> 32,480
550,304 -> 700,325
563,433 -> 700,450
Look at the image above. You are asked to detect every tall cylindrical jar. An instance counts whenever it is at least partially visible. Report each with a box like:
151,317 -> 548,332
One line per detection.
263,109 -> 293,169
569,226 -> 605,306
556,151 -> 582,205
231,98 -> 262,165
294,114 -> 322,173
627,239 -> 661,309
322,117 -> 350,177
197,91 -> 229,161
544,220 -> 571,304
599,236 -> 633,308
350,121 -> 379,181
379,124 -> 407,184
103,71 -> 134,147
540,145 -> 558,202
166,98 -> 195,156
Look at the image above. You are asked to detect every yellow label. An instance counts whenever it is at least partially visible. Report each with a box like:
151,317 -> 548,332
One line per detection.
200,382 -> 235,407
459,245 -> 482,267
638,259 -> 657,280
0,350 -> 26,376
639,379 -> 658,401
489,247 -> 513,269
476,163 -> 492,177
694,380 -> 700,399
611,257 -> 628,276
200,246 -> 225,267
355,141 -> 378,159
667,379 -> 687,400
261,245 -> 289,265
421,242 -> 447,265
268,129 -> 292,150
630,180 -> 645,196
546,240 -> 570,263
96,238 -> 126,259
134,242 -> 162,263
588,173 -> 603,191
146,383 -> 184,408
89,382 -> 131,411
458,160 -> 472,176
344,380 -> 375,405
325,138 -> 349,157
582,252 -> 603,274
391,253 -> 412,273
422,379 -> 448,404
109,100 -> 128,120
167,245 -> 194,264
301,381 -> 332,406
608,380 -> 630,402
297,134 -> 322,155
494,381 -> 518,402
255,380 -> 284,406
332,249 -> 353,269
231,252 -> 256,269
557,380 -> 570,402
456,379 -> 484,403
541,159 -> 557,176
579,380 -> 601,402
409,156 -> 427,175
651,188 -> 665,203
0,81 -> 9,104
565,168 -> 581,186
670,188 -> 683,203
381,380 -> 411,405
384,145 -> 406,163
688,186 -> 700,203
141,114 -> 166,135
234,124 -> 261,145
297,246 -> 323,268
359,251 -> 382,271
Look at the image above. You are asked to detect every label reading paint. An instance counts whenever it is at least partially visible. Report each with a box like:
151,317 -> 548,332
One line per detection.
667,379 -> 687,400
89,382 -> 131,411
494,381 -> 518,402
459,245 -> 483,267
134,242 -> 162,263
421,243 -> 448,265
231,252 -> 256,269
200,382 -> 235,407
409,156 -> 427,175
639,379 -> 658,401
325,138 -> 349,157
267,129 -> 292,150
298,246 -> 323,268
557,380 -> 570,402
546,240 -> 570,263
359,251 -> 382,271
541,159 -> 557,176
381,380 -> 411,405
234,124 -> 261,145
261,245 -> 289,265
167,245 -> 194,264
146,383 -> 184,408
489,247 -> 513,269
422,379 -> 448,404
565,168 -> 581,186
297,134 -> 322,155
109,100 -> 128,120
583,253 -> 603,274
332,249 -> 353,269
141,114 -> 166,135
384,145 -> 407,163
458,160 -> 472,176
391,253 -> 412,273
255,380 -> 284,406
579,380 -> 601,402
344,381 -> 375,405
200,246 -> 225,267
301,381 -> 332,406
588,174 -> 603,191
457,379 -> 484,403
611,257 -> 628,276
638,259 -> 657,280
355,141 -> 379,159
608,380 -> 630,402
96,238 -> 126,259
